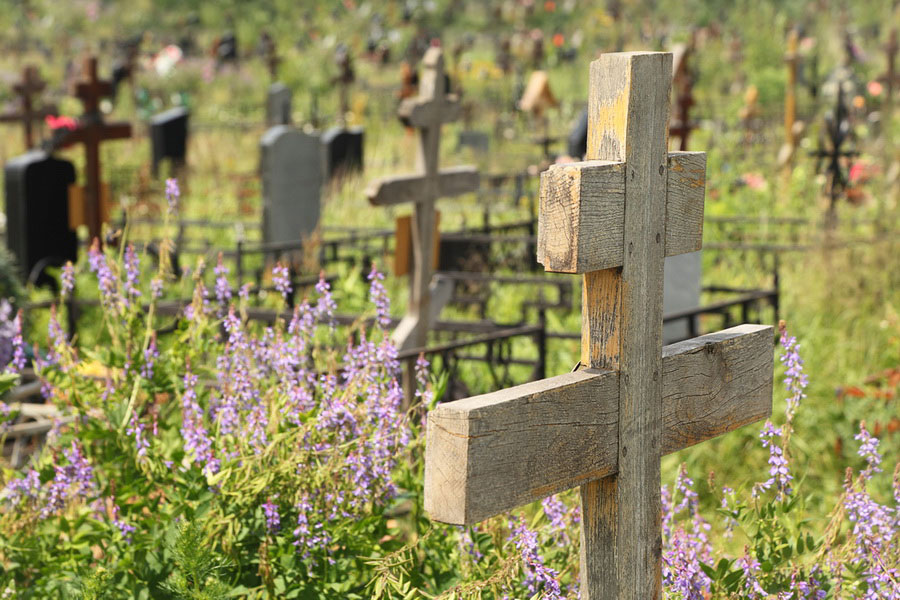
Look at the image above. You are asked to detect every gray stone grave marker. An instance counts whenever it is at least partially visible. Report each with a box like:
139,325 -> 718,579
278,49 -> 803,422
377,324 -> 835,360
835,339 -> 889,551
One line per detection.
260,125 -> 324,251
266,82 -> 292,126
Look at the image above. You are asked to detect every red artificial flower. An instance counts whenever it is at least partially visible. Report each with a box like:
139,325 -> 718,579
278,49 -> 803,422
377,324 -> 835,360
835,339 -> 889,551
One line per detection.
544,0 -> 556,11
552,33 -> 565,47
46,115 -> 78,131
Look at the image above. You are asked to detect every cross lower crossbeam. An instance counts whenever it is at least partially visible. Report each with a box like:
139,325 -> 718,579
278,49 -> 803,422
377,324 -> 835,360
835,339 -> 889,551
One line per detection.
425,324 -> 772,525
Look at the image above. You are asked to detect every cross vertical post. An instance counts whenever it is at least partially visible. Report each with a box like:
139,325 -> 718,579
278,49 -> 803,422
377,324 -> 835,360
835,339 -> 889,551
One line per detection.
783,29 -> 800,162
579,51 -> 670,599
879,28 -> 899,119
366,47 -> 479,394
424,51 -> 774,599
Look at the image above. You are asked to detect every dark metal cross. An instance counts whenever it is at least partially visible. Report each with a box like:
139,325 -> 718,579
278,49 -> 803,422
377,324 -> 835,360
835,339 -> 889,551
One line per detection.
809,88 -> 858,220
51,57 -> 133,241
0,65 -> 57,149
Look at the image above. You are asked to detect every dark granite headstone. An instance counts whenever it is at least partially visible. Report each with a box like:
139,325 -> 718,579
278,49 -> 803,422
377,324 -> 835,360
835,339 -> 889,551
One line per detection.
4,151 -> 77,281
567,108 -> 588,160
457,130 -> 489,153
149,106 -> 189,177
322,126 -> 364,179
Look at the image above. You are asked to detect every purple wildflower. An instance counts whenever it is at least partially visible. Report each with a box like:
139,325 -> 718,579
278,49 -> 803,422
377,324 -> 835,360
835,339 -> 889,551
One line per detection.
314,274 -> 336,326
262,499 -> 281,534
141,335 -> 158,380
3,469 -> 41,507
508,517 -> 562,598
854,422 -> 882,479
272,263 -> 291,301
367,264 -> 391,328
112,503 -> 136,542
150,276 -> 164,300
165,178 -> 180,214
753,421 -> 792,500
61,262 -> 75,299
214,254 -> 232,309
9,311 -> 26,373
123,245 -> 141,304
181,369 -> 218,476
88,241 -> 122,315
126,412 -> 149,458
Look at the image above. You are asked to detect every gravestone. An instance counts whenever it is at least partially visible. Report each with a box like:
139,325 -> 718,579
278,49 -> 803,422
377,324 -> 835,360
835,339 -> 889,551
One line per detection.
260,125 -> 324,250
149,106 -> 189,177
266,82 -> 292,126
322,126 -> 364,179
456,130 -> 489,153
567,108 -> 588,159
4,151 -> 78,282
424,51 -> 774,599
662,252 -> 702,343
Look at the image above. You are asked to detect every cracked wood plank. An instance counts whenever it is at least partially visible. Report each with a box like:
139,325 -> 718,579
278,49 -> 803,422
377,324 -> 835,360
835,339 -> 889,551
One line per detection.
424,324 -> 773,526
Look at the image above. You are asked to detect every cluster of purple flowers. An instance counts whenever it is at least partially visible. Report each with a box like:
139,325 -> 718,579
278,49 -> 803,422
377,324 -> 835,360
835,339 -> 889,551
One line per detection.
165,178 -> 180,214
507,517 -> 562,599
272,263 -> 291,301
3,442 -> 95,520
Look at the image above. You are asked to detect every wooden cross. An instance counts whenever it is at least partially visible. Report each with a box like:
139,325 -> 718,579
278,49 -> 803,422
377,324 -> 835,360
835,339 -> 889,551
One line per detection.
784,29 -> 800,154
878,28 -> 899,112
424,52 -> 774,599
54,57 -> 132,241
0,65 -> 57,149
366,47 -> 479,357
669,43 -> 696,151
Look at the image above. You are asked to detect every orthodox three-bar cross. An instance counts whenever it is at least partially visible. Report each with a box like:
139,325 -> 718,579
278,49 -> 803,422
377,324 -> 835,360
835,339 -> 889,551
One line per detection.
0,65 -> 57,149
424,52 -> 774,599
367,47 -> 479,356
56,57 -> 132,241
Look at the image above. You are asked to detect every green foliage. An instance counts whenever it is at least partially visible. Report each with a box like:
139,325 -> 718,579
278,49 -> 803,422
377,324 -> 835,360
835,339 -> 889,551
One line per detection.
161,521 -> 233,600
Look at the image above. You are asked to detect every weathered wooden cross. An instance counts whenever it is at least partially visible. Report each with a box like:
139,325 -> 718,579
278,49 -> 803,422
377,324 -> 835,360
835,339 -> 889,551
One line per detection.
878,28 -> 899,114
0,65 -> 57,149
779,28 -> 801,169
668,43 -> 696,151
54,57 -> 132,241
367,47 -> 479,355
424,52 -> 774,599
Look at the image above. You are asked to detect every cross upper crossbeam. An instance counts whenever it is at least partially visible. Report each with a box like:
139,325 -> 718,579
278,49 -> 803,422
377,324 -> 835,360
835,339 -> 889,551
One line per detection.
423,51 -> 774,599
0,66 -> 57,148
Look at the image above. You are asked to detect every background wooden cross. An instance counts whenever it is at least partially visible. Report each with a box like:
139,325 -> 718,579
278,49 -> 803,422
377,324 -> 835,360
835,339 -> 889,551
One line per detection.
668,42 -> 696,151
0,65 -> 57,149
367,47 -> 479,357
54,57 -> 132,241
779,27 -> 801,170
878,28 -> 899,115
424,52 -> 774,599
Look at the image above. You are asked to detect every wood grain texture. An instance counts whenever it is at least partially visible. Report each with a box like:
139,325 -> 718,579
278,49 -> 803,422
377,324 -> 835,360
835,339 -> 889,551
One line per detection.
586,51 -> 671,600
366,166 -> 479,206
665,151 -> 706,256
424,324 -> 774,525
536,152 -> 705,273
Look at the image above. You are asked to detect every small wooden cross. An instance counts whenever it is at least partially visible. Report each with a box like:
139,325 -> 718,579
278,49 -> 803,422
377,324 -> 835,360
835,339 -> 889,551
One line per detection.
54,57 -> 132,241
367,47 -> 479,356
0,65 -> 57,149
878,28 -> 899,112
424,52 -> 774,599
668,43 -> 696,151
783,28 -> 800,155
